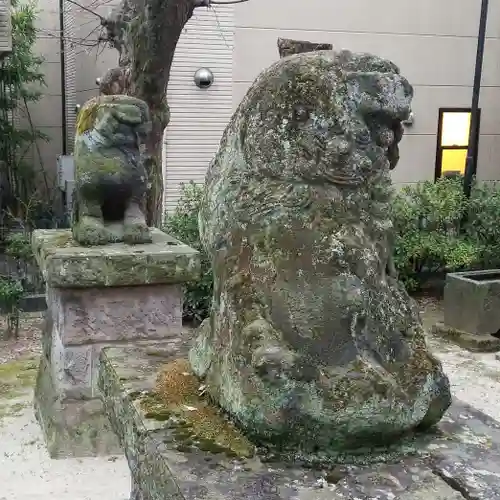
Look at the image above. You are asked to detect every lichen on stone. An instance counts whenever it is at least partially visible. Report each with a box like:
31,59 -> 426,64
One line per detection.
75,98 -> 100,136
141,358 -> 255,459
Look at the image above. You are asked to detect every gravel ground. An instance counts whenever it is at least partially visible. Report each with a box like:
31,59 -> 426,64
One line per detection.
0,313 -> 43,364
0,312 -> 130,500
421,297 -> 500,421
1,301 -> 500,499
0,411 -> 130,500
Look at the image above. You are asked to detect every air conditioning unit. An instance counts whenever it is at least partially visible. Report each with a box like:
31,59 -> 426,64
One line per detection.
65,180 -> 75,214
57,155 -> 75,190
57,155 -> 75,223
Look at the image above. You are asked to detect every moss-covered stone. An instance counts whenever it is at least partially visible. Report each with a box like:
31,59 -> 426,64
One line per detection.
277,38 -> 333,58
98,344 -> 500,498
33,355 -> 121,458
32,228 -> 200,288
75,97 -> 99,135
190,50 -> 451,459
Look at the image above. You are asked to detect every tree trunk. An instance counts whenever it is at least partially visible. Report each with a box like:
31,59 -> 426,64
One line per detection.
101,0 -> 207,227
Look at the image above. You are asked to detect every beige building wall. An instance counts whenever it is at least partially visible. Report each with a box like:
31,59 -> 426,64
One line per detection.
24,0 -> 500,210
0,0 -> 12,55
233,0 -> 500,186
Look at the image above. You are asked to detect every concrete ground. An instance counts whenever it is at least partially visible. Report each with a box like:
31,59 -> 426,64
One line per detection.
1,300 -> 500,499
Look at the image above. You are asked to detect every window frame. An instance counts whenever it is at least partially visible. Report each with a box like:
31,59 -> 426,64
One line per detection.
434,107 -> 481,180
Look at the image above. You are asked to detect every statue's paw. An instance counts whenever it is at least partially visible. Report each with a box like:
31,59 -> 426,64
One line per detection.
123,222 -> 152,244
73,216 -> 109,246
243,319 -> 297,373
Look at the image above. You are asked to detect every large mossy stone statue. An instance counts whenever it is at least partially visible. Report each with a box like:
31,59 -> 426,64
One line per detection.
72,94 -> 152,246
189,50 -> 452,458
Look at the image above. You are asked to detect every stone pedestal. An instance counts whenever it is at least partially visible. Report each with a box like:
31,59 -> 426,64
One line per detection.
98,338 -> 500,500
32,228 -> 199,458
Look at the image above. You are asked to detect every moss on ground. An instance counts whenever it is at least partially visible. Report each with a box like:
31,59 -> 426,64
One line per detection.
140,358 -> 255,459
0,356 -> 38,420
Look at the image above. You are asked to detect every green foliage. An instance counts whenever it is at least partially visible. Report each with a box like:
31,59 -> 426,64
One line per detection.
163,182 -> 212,324
0,0 -> 50,229
391,177 -> 500,291
391,177 -> 479,290
0,233 -> 33,338
464,181 -> 500,268
0,277 -> 23,339
0,1 -> 47,336
5,232 -> 33,261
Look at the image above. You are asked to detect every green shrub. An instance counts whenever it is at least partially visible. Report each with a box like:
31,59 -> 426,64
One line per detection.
0,278 -> 24,339
465,181 -> 500,268
5,232 -> 33,261
165,177 -> 500,306
391,177 -> 480,291
163,182 -> 212,324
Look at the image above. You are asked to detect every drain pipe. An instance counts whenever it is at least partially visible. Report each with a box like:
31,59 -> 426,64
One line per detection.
58,0 -> 67,155
463,0 -> 489,198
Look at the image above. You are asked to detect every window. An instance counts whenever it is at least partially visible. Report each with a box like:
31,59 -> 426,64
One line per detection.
435,108 -> 480,179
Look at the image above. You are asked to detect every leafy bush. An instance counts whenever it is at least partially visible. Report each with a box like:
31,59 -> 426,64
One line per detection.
163,182 -> 212,324
0,0 -> 52,231
465,181 -> 500,269
0,277 -> 24,339
5,232 -> 33,261
391,177 -> 480,291
165,177 -> 500,309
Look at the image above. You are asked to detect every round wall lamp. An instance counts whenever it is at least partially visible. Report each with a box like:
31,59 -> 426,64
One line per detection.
75,104 -> 81,113
194,68 -> 214,89
402,111 -> 414,126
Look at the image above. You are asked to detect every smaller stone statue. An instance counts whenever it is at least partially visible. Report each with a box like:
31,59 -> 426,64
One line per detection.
72,94 -> 152,246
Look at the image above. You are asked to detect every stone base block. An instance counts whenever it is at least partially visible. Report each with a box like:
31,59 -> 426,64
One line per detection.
433,322 -> 500,352
99,338 -> 500,500
47,284 -> 184,347
30,227 -> 200,459
34,355 -> 121,459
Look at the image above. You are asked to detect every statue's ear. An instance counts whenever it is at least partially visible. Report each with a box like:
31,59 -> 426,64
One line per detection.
111,104 -> 143,125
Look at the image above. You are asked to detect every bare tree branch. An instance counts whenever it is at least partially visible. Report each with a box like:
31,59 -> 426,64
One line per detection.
208,0 -> 249,4
65,0 -> 105,21
61,0 -> 250,225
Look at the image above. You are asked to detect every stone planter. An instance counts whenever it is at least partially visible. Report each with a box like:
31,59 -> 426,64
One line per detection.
433,270 -> 500,352
444,270 -> 500,336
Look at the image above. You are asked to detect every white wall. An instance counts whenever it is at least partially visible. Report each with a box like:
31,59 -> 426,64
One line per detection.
163,5 -> 234,214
